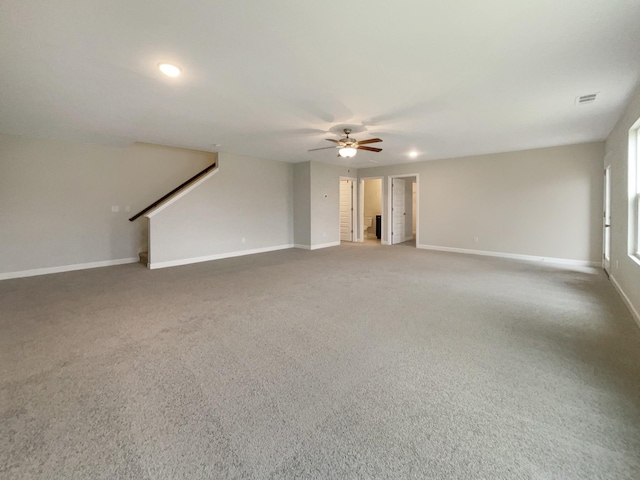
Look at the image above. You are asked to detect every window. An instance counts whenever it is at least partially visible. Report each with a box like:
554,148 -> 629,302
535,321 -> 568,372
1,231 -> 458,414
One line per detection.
631,120 -> 640,258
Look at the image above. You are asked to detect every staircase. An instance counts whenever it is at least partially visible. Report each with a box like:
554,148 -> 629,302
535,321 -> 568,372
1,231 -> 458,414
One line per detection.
129,158 -> 218,270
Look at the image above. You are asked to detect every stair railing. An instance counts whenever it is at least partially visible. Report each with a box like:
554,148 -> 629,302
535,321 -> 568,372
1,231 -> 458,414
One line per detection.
128,161 -> 217,221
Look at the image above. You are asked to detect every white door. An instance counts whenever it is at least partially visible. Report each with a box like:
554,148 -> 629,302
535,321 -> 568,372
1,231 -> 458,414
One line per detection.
340,179 -> 353,242
603,165 -> 611,274
392,178 -> 406,244
412,182 -> 417,236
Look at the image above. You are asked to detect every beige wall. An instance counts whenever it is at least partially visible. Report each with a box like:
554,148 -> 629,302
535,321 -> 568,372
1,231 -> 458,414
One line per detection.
293,162 -> 311,246
0,134 -> 213,276
2,131 -> 620,294
363,179 -> 382,222
405,177 -> 416,239
605,83 -> 640,324
359,142 -> 604,262
149,153 -> 293,266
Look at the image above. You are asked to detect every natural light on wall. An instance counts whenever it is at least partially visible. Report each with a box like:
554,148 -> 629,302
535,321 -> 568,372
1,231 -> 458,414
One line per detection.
631,119 -> 640,257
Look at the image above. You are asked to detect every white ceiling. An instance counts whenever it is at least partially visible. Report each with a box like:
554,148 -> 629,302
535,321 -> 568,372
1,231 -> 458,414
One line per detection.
1,0 -> 639,167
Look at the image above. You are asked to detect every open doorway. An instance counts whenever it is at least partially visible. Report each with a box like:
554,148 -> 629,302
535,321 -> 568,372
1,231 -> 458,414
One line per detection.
339,177 -> 357,242
359,177 -> 383,244
388,174 -> 419,246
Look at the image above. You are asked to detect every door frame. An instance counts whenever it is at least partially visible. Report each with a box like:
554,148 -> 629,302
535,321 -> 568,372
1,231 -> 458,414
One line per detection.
339,176 -> 357,242
358,176 -> 383,242
388,174 -> 420,246
603,162 -> 612,274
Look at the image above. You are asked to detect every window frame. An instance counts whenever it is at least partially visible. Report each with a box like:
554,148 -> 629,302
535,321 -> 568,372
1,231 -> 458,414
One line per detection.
630,121 -> 640,261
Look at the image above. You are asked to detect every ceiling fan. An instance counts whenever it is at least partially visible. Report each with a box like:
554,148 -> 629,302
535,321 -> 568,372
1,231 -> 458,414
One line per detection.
308,129 -> 382,158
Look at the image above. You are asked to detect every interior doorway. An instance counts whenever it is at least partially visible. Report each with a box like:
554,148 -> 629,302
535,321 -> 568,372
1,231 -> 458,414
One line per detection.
359,177 -> 383,243
388,174 -> 419,246
339,178 -> 356,242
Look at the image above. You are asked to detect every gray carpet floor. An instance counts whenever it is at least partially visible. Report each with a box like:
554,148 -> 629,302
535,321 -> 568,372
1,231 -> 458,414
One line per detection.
1,244 -> 639,479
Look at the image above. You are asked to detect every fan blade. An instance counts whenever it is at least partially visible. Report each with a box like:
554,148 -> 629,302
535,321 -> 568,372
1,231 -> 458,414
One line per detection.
325,138 -> 340,143
357,146 -> 382,152
308,146 -> 338,152
356,138 -> 382,145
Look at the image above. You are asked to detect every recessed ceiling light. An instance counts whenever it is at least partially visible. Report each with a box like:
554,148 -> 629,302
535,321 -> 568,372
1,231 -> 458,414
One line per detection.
158,63 -> 181,77
409,151 -> 418,158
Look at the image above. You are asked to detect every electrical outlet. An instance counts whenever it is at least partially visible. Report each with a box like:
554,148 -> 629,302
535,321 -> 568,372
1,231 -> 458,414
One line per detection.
242,237 -> 246,244
616,259 -> 619,269
474,236 -> 479,243
111,205 -> 120,213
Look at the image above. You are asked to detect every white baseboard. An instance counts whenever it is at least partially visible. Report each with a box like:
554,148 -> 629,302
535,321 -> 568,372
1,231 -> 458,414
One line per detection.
149,244 -> 294,269
294,242 -> 340,250
309,241 -> 340,250
416,244 -> 600,268
609,275 -> 640,330
381,240 -> 390,245
0,257 -> 139,281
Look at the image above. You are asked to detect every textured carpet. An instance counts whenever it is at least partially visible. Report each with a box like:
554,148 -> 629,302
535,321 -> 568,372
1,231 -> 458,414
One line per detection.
1,244 -> 639,479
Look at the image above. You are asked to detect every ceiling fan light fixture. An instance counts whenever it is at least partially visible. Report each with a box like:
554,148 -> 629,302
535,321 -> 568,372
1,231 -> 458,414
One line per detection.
339,147 -> 357,158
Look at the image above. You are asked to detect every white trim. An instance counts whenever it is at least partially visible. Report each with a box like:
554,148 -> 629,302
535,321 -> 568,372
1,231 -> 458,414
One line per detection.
358,178 -> 365,242
416,244 -> 600,267
149,244 -> 294,269
634,194 -> 640,258
0,257 -> 139,280
146,166 -> 219,218
309,241 -> 340,250
603,164 -> 611,274
294,243 -> 341,250
610,274 -> 640,329
351,178 -> 357,242
414,177 -> 419,246
628,120 -> 640,258
381,240 -> 391,246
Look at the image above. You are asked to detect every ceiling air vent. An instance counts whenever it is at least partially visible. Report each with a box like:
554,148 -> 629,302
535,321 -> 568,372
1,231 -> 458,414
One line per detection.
575,93 -> 598,105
